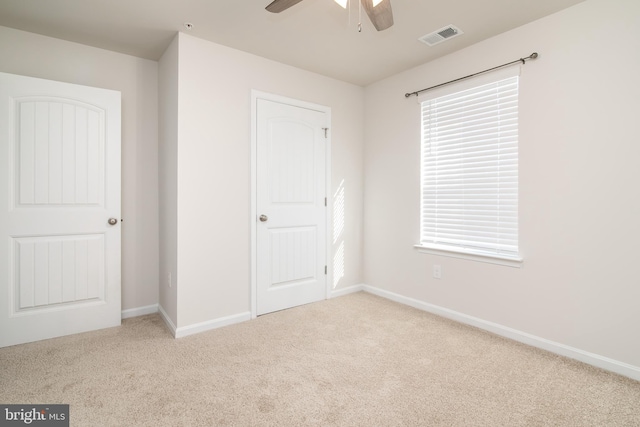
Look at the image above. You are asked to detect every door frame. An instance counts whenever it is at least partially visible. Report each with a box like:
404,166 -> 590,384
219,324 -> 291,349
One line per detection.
250,90 -> 332,319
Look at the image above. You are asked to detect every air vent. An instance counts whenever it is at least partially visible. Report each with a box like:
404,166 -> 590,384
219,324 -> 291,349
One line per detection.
419,25 -> 463,47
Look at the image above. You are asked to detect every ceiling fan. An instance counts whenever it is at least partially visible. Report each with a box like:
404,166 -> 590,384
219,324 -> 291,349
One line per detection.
265,0 -> 394,31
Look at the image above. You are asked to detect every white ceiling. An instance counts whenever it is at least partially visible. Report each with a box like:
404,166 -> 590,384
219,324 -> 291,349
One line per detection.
0,0 -> 585,86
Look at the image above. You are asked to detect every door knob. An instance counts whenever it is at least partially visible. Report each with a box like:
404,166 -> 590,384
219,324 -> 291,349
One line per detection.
259,215 -> 268,222
108,218 -> 118,225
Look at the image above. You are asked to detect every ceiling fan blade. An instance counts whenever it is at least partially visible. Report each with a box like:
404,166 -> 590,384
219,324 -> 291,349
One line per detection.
266,0 -> 306,13
360,0 -> 393,31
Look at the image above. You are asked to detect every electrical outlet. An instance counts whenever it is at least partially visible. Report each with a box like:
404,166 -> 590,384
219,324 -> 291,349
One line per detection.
168,272 -> 172,288
433,264 -> 442,279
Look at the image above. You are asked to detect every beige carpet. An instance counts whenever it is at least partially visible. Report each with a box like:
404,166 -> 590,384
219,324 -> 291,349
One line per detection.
1,292 -> 639,426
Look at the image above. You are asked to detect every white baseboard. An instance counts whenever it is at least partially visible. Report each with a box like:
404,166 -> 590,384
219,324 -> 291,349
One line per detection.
158,304 -> 177,337
121,304 -> 159,319
156,306 -> 257,339
174,311 -> 252,339
362,285 -> 640,382
331,284 -> 364,298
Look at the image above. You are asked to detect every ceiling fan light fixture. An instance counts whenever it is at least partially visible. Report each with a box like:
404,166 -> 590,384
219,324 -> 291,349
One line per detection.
267,0 -> 393,31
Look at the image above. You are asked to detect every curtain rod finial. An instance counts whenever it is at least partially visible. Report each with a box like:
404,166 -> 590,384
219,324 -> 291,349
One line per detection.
530,52 -> 539,59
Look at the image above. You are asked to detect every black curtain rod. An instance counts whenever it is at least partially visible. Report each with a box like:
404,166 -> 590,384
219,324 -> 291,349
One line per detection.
404,52 -> 539,98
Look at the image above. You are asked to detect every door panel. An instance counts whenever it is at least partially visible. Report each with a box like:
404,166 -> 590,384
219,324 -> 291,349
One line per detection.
13,234 -> 105,311
16,99 -> 104,207
269,226 -> 316,287
269,120 -> 315,204
256,99 -> 327,315
0,72 -> 121,347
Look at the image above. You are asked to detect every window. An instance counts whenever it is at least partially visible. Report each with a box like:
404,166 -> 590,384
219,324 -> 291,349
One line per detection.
416,69 -> 522,266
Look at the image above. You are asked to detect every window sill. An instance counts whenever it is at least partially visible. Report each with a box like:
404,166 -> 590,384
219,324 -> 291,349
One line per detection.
414,244 -> 523,268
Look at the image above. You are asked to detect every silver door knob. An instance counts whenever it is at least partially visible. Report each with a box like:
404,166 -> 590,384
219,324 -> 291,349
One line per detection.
108,218 -> 118,225
259,215 -> 268,222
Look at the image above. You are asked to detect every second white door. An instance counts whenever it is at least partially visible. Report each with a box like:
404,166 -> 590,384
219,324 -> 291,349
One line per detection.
256,98 -> 327,315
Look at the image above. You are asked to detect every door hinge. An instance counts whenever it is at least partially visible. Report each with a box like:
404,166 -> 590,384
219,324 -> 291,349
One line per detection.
322,127 -> 328,138
325,197 -> 327,207
325,265 -> 327,275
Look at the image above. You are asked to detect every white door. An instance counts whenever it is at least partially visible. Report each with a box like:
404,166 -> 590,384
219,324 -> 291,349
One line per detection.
0,72 -> 121,347
256,98 -> 327,315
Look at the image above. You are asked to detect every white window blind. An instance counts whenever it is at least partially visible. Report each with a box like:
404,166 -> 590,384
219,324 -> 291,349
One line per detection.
420,74 -> 519,258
